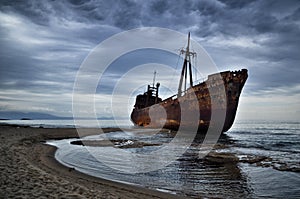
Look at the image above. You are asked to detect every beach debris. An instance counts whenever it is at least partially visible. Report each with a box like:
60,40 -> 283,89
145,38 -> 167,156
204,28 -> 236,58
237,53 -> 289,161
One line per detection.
70,139 -> 161,149
239,155 -> 270,164
204,152 -> 239,164
68,167 -> 75,172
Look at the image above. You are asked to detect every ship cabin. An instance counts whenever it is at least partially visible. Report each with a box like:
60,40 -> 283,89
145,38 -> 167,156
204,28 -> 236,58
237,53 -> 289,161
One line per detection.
133,83 -> 162,109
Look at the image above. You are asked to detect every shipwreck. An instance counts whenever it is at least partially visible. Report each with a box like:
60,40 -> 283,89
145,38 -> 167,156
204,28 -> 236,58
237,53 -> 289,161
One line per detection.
131,33 -> 248,133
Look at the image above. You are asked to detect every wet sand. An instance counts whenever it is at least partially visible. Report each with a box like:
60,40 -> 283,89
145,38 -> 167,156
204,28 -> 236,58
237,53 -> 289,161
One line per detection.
0,125 -> 182,199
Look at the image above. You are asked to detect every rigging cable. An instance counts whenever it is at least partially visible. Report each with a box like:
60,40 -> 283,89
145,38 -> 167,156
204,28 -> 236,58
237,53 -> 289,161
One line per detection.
164,49 -> 182,97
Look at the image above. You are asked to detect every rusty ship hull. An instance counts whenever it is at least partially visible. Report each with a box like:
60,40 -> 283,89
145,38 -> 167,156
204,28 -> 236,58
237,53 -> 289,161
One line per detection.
131,69 -> 248,133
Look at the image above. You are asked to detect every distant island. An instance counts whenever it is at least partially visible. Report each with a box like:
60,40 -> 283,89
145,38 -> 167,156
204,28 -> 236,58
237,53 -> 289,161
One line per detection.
20,118 -> 32,120
0,111 -> 72,120
0,111 -> 116,120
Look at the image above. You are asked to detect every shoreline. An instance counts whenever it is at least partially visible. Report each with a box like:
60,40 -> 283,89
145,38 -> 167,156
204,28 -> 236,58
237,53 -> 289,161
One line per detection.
0,124 -> 183,198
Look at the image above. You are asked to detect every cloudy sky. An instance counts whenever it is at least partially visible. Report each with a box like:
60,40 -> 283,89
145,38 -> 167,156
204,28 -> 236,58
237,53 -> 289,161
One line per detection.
0,0 -> 299,121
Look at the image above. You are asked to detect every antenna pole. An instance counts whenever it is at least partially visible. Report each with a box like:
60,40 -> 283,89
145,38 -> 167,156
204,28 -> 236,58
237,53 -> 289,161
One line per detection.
152,71 -> 156,87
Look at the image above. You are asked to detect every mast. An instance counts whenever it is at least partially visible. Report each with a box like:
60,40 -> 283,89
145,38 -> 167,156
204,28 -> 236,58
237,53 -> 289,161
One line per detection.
152,70 -> 156,87
178,32 -> 196,97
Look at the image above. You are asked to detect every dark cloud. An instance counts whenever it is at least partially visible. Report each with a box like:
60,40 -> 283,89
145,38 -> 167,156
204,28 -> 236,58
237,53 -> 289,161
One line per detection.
219,0 -> 256,9
0,0 -> 299,118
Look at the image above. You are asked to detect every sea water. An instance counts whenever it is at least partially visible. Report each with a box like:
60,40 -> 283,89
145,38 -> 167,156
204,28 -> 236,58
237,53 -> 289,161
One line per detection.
226,120 -> 300,198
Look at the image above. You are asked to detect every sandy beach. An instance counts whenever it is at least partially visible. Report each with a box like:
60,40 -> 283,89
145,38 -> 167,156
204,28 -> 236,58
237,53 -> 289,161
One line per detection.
0,124 -> 182,199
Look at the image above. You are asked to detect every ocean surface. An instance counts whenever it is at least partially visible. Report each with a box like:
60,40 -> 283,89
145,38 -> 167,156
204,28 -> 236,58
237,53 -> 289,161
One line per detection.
2,119 -> 299,198
0,119 -> 132,128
